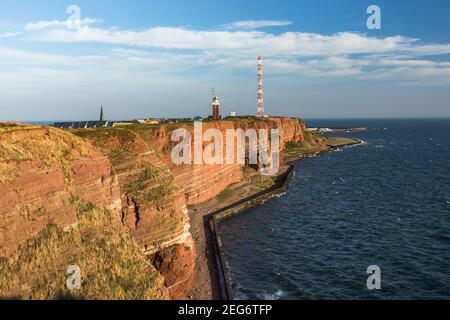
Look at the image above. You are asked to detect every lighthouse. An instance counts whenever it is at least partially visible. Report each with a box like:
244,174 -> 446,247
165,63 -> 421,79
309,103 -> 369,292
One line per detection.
212,95 -> 221,121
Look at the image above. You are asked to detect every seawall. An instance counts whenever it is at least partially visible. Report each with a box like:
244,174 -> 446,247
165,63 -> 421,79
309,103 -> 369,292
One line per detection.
209,166 -> 296,300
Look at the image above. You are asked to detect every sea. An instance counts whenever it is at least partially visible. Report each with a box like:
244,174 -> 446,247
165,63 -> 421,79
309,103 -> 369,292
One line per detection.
219,118 -> 450,300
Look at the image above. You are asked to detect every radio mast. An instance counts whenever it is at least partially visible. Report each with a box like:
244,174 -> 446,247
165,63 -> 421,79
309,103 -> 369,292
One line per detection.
256,56 -> 265,117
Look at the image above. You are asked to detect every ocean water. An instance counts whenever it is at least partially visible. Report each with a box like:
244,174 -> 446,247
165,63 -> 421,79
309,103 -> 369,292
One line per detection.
219,118 -> 450,300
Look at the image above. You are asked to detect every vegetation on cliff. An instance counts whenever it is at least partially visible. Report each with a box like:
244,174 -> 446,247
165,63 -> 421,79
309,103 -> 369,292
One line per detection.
285,130 -> 328,161
0,198 -> 167,300
217,171 -> 275,203
0,124 -> 90,183
0,125 -> 89,163
74,128 -> 141,165
74,126 -> 187,262
123,164 -> 178,206
324,136 -> 361,148
75,128 -> 179,207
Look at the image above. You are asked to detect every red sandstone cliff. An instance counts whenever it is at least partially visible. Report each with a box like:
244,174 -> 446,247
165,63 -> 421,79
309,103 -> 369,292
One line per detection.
0,117 -> 307,299
74,127 -> 196,298
131,117 -> 306,205
0,124 -> 121,257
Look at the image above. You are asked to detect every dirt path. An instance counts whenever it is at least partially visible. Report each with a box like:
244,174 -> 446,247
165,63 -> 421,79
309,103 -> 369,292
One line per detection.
187,202 -> 221,300
187,183 -> 261,300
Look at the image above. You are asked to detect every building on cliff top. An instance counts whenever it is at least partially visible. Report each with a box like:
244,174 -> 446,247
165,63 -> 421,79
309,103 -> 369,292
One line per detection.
53,121 -> 115,129
54,106 -> 115,129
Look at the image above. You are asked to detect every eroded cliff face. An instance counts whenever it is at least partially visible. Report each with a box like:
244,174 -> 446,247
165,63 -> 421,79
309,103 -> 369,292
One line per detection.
130,117 -> 306,205
0,124 -> 167,299
0,117 -> 307,299
74,127 -> 196,299
0,124 -> 121,257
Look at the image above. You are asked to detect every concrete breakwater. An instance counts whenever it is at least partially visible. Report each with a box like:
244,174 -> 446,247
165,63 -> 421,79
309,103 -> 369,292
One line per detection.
209,166 -> 295,300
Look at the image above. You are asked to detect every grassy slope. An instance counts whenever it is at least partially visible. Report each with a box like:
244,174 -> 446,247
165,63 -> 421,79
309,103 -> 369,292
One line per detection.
324,136 -> 359,147
217,170 -> 275,203
285,130 -> 329,161
74,127 -> 139,166
0,124 -> 90,184
0,198 -> 167,300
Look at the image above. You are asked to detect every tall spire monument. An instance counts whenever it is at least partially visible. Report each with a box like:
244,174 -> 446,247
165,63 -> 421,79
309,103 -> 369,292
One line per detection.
100,106 -> 104,122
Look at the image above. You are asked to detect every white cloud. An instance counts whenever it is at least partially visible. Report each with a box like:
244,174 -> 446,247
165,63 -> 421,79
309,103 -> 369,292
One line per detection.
0,47 -> 108,66
366,65 -> 450,85
376,59 -> 450,68
24,18 -> 102,31
2,18 -> 449,85
222,20 -> 292,30
0,32 -> 21,38
29,26 -> 450,59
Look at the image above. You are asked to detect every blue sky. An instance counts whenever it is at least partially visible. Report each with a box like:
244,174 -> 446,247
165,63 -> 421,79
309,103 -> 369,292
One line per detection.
0,0 -> 449,121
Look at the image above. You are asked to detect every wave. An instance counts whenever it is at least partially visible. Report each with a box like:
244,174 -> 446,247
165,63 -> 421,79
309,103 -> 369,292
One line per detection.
261,290 -> 287,300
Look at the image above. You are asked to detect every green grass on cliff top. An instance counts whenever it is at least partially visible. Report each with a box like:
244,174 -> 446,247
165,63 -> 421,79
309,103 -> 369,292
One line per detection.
285,130 -> 328,157
0,125 -> 90,184
74,127 -> 141,165
0,198 -> 167,300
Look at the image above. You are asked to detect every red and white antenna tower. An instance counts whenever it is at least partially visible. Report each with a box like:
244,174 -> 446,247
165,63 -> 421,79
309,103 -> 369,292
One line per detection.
256,56 -> 265,117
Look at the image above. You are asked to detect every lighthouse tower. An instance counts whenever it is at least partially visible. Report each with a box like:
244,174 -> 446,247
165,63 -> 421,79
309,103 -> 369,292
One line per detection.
256,56 -> 265,117
212,95 -> 221,120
